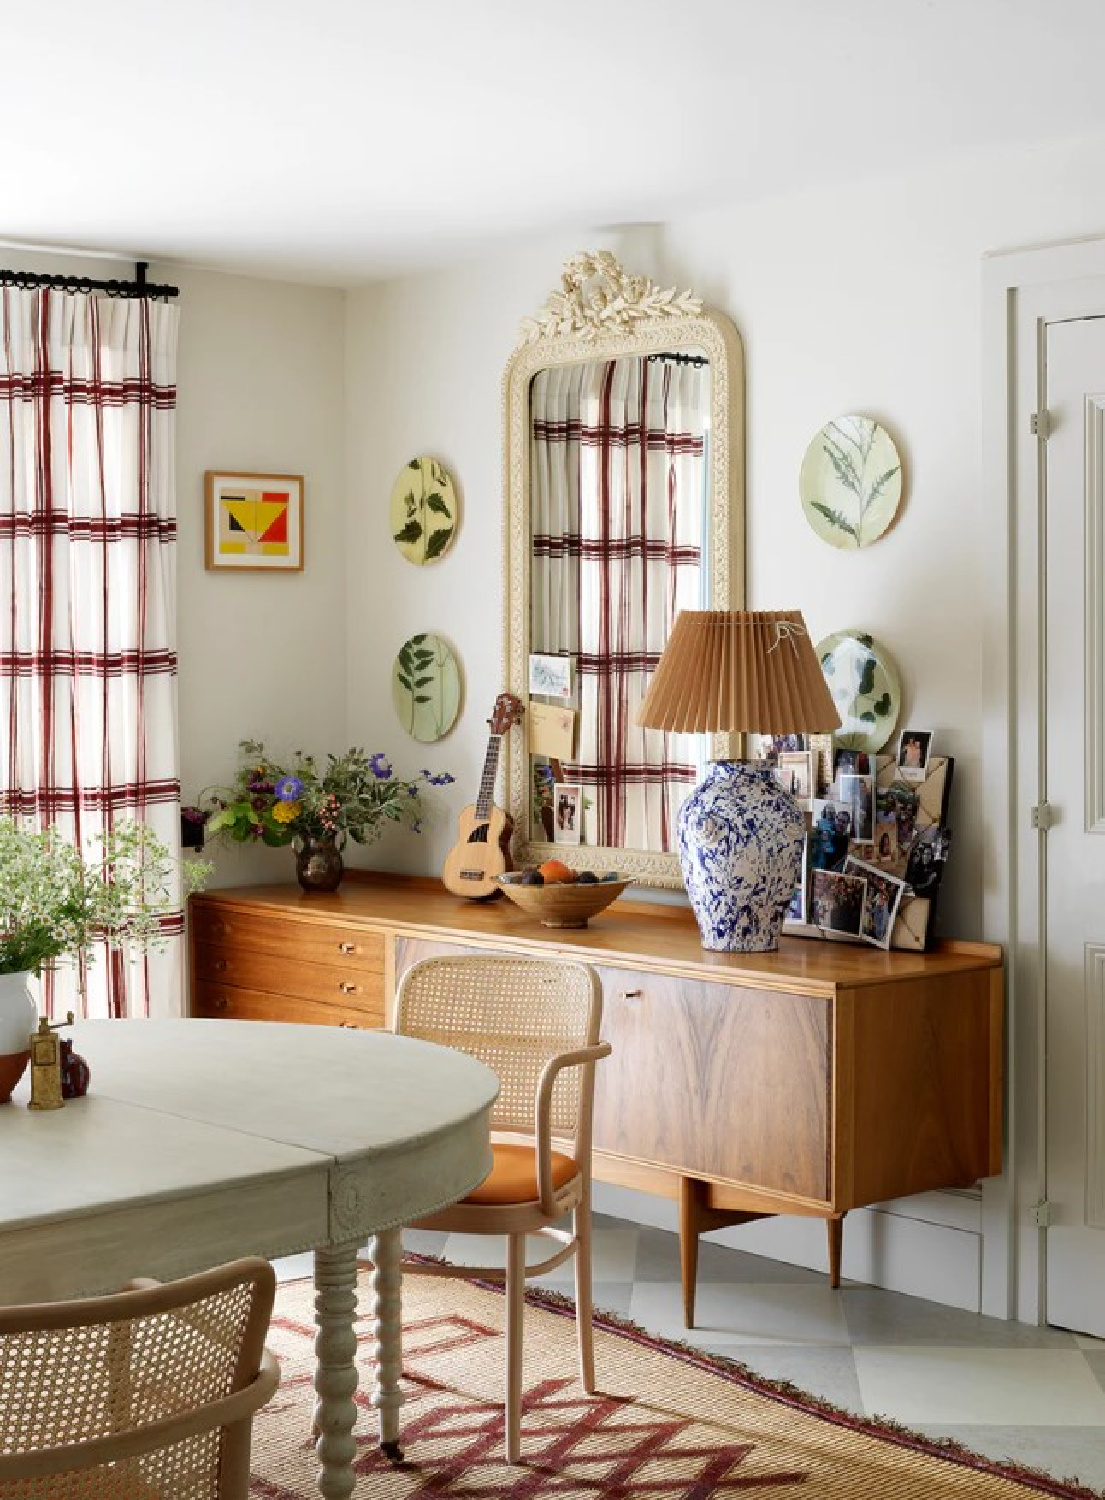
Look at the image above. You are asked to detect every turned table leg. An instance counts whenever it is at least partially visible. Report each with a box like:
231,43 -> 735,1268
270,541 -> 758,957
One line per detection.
369,1227 -> 404,1458
827,1214 -> 845,1288
313,1241 -> 360,1500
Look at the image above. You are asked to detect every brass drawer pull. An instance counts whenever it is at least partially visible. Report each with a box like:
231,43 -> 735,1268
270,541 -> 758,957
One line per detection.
211,996 -> 228,1012
337,941 -> 356,954
212,958 -> 228,973
338,981 -> 358,994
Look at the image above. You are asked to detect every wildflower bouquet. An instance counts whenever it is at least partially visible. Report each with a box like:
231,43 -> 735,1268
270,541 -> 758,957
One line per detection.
0,819 -> 206,977
197,741 -> 454,849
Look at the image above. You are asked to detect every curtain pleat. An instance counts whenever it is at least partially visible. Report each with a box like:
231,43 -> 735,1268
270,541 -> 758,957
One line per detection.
530,356 -> 705,851
0,287 -> 182,1019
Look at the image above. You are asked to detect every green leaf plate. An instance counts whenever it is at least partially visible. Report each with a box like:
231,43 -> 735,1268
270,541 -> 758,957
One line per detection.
815,629 -> 901,753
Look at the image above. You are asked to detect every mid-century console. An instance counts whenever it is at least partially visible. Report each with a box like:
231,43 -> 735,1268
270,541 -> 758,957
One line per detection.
189,873 -> 1003,1324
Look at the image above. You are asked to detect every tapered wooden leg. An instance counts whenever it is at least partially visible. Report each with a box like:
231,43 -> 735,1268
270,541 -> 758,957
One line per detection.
505,1233 -> 526,1463
679,1177 -> 772,1328
313,1241 -> 360,1500
574,1196 -> 596,1393
678,1178 -> 701,1328
369,1228 -> 404,1459
827,1214 -> 845,1288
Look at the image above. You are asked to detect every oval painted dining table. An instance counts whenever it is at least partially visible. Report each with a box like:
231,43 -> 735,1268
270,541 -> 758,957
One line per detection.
0,1018 -> 499,1499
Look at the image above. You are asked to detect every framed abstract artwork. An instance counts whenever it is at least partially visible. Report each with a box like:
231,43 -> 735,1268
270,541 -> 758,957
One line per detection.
204,471 -> 304,571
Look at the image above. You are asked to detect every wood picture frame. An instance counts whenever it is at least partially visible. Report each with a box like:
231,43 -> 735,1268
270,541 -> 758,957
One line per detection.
204,470 -> 304,572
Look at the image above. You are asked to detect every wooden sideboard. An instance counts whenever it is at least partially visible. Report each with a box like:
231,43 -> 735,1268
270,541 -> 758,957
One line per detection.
189,874 -> 1003,1324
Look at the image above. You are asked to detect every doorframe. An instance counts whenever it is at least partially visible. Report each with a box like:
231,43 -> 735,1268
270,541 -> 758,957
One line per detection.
982,236 -> 1105,1324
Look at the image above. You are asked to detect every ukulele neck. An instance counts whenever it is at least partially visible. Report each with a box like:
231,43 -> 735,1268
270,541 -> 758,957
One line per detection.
475,736 -> 502,821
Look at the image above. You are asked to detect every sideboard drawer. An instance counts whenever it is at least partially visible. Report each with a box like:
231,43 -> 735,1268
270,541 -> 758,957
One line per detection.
193,941 -> 383,1014
592,966 -> 833,1203
194,979 -> 383,1029
191,901 -> 384,973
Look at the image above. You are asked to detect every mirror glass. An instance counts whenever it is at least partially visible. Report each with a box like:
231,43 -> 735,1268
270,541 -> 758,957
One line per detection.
503,257 -> 744,888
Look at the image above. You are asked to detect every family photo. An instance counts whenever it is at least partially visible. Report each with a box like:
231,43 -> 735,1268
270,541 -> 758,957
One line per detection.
809,868 -> 866,937
553,783 -> 582,844
845,855 -> 907,949
897,728 -> 932,781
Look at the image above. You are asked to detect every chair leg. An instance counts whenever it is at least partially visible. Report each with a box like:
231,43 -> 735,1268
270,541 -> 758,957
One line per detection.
574,1196 -> 596,1394
505,1233 -> 525,1463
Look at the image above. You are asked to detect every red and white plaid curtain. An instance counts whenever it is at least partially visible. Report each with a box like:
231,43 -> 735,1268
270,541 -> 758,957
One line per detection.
531,356 -> 705,850
0,287 -> 183,1019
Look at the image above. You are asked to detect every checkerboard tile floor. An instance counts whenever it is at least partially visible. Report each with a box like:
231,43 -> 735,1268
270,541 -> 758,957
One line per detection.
278,1212 -> 1105,1493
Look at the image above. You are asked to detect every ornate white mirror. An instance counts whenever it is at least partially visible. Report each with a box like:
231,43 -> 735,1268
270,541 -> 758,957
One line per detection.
503,252 -> 745,887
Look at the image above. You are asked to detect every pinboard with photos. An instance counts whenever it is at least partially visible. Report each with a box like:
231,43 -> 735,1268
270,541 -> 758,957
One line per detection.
763,730 -> 952,952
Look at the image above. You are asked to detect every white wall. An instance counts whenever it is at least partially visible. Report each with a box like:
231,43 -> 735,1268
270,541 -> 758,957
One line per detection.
343,132 -> 1105,938
168,266 -> 346,886
0,251 -> 347,886
341,133 -> 1105,1311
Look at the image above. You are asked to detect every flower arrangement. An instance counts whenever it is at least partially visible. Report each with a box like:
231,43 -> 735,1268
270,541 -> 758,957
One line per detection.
0,819 -> 207,977
196,741 -> 454,849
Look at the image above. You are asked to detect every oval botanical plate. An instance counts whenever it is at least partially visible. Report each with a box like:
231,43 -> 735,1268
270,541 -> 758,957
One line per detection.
799,414 -> 902,548
392,632 -> 462,743
390,456 -> 459,565
815,629 -> 901,752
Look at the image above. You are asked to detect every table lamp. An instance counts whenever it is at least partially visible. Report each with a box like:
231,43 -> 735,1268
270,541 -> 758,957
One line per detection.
637,609 -> 841,952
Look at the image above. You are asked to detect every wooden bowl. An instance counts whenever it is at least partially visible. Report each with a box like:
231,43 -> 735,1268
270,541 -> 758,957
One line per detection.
497,872 -> 633,928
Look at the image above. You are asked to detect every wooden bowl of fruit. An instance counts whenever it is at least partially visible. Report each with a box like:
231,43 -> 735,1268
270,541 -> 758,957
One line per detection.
497,861 -> 633,928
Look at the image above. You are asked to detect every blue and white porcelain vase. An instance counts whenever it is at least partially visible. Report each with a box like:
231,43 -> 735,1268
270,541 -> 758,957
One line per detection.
676,761 -> 804,952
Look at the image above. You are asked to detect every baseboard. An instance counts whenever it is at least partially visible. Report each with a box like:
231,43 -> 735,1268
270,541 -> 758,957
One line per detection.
592,1183 -> 984,1313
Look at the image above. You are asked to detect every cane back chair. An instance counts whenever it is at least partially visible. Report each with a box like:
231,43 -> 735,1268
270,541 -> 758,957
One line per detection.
394,954 -> 611,1462
0,1257 -> 278,1499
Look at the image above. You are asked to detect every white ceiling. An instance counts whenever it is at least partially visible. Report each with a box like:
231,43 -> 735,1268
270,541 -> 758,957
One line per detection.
4,0 -> 1105,287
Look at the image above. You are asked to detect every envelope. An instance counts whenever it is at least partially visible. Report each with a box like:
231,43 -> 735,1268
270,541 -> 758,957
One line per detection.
529,702 -> 576,761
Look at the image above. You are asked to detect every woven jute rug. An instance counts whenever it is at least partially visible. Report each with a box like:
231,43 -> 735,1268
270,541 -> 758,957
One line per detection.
250,1267 -> 1102,1498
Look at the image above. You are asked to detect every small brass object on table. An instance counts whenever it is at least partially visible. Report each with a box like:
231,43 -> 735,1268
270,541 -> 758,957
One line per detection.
28,1012 -> 75,1112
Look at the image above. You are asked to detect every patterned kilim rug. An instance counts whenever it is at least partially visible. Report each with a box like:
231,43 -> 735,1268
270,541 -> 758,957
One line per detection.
251,1267 -> 1102,1499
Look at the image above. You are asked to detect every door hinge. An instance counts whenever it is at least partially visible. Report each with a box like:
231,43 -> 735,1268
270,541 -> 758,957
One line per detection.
1031,801 -> 1058,831
1034,1200 -> 1054,1228
1031,410 -> 1051,439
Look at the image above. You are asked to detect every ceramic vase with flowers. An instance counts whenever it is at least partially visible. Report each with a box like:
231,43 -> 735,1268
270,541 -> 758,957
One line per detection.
196,742 -> 454,892
0,819 -> 208,1102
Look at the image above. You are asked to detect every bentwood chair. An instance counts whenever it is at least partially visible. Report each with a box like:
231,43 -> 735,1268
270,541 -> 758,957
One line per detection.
394,954 -> 611,1462
0,1258 -> 279,1499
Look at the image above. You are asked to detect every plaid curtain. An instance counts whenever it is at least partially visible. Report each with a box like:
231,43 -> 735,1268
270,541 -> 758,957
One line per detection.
530,356 -> 705,850
0,287 -> 183,1019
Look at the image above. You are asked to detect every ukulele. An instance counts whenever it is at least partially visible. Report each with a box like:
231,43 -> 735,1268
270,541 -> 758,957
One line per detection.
441,692 -> 524,900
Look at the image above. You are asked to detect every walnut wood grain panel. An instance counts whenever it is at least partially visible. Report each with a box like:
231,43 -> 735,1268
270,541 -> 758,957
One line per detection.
192,941 -> 383,1013
190,898 -> 384,972
193,980 -> 383,1029
846,968 -> 1000,1204
592,967 -> 832,1202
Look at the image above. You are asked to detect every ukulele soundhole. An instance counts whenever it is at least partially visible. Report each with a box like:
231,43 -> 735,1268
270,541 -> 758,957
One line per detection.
468,825 -> 490,844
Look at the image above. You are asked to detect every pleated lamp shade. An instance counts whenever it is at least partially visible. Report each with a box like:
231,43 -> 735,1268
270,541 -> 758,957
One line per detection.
637,610 -> 841,735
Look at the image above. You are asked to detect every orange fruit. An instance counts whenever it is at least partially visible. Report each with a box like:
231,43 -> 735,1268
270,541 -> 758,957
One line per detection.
537,858 -> 575,884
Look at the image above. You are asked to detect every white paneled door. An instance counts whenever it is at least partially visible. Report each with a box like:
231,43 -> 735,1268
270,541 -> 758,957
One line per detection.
1045,315 -> 1105,1336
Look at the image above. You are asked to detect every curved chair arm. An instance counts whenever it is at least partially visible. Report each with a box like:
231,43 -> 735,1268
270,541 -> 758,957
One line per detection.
0,1349 -> 279,1484
534,1041 -> 612,1216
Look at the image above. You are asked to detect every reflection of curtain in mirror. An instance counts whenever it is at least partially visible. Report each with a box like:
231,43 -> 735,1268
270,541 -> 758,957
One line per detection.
531,357 -> 705,850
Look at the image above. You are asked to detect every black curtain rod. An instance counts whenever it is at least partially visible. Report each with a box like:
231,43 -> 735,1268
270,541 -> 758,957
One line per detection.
647,351 -> 707,368
0,260 -> 178,301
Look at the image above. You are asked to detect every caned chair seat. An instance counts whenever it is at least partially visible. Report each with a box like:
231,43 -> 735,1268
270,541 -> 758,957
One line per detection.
395,954 -> 610,1462
0,1258 -> 278,1500
464,1142 -> 579,1206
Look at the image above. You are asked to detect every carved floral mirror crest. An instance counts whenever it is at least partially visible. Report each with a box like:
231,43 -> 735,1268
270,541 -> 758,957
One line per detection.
503,252 -> 745,888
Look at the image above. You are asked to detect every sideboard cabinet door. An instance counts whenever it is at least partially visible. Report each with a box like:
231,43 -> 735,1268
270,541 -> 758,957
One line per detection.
592,968 -> 832,1204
